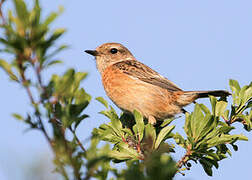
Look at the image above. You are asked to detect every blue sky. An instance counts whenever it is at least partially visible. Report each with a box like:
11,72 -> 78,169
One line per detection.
0,0 -> 252,179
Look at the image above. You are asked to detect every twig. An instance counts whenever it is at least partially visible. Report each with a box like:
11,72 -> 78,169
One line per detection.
0,0 -> 6,25
70,127 -> 86,153
17,54 -> 53,146
176,146 -> 192,169
60,127 -> 82,180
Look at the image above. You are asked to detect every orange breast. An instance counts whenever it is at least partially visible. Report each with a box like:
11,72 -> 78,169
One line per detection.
102,66 -> 182,120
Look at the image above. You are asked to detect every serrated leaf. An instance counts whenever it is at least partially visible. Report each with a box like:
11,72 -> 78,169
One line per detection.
154,125 -> 175,149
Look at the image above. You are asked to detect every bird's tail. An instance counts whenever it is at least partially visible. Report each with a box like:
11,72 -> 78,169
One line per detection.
175,90 -> 231,106
184,90 -> 231,98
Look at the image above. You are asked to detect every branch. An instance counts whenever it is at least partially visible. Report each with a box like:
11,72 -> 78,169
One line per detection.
176,146 -> 192,169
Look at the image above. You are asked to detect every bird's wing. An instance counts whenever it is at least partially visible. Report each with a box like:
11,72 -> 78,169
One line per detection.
113,60 -> 182,91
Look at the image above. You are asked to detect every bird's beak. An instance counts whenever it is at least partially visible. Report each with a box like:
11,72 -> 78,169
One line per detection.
85,50 -> 99,56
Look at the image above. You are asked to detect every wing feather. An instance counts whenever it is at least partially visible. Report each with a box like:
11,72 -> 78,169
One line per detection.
113,60 -> 182,91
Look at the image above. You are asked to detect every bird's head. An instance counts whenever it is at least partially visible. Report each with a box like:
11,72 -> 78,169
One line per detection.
85,43 -> 135,73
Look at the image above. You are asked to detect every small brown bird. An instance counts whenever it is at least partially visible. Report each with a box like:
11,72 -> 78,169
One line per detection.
85,43 -> 230,124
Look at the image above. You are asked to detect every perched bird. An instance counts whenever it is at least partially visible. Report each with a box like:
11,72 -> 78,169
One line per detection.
85,43 -> 230,124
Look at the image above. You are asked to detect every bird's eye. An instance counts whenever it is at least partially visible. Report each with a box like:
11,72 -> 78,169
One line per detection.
110,48 -> 118,54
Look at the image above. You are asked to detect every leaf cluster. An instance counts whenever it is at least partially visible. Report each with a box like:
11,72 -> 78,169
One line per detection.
93,80 -> 251,177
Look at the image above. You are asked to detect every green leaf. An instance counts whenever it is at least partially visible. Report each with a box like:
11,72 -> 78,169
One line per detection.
43,12 -> 59,27
96,97 -> 109,108
42,6 -> 63,28
101,107 -> 123,138
54,69 -> 75,95
217,125 -> 234,134
190,103 -> 205,140
75,88 -> 91,104
160,118 -> 174,127
184,112 -> 192,137
74,114 -> 89,130
45,45 -> 68,60
13,0 -> 29,25
210,96 -> 217,115
243,88 -> 252,108
12,113 -> 23,121
133,110 -> 144,142
223,110 -> 229,121
68,103 -> 88,117
30,0 -> 41,28
154,125 -> 175,149
47,28 -> 66,45
246,99 -> 252,109
216,101 -> 228,117
195,114 -> 215,143
144,124 -> 156,150
229,79 -> 241,94
199,103 -> 211,114
229,79 -> 241,105
44,60 -> 62,68
173,132 -> 186,148
207,134 -> 248,148
0,60 -> 18,81
122,128 -> 134,136
109,142 -> 140,160
199,158 -> 213,176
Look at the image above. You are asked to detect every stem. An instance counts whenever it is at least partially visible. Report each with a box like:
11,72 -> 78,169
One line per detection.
70,127 -> 86,153
176,146 -> 192,169
0,0 -> 6,25
60,127 -> 82,180
17,54 -> 53,146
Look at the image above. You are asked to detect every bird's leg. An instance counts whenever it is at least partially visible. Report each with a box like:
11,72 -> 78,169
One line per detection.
148,115 -> 156,125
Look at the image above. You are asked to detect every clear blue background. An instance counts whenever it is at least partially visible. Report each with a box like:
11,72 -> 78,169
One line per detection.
0,0 -> 251,179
